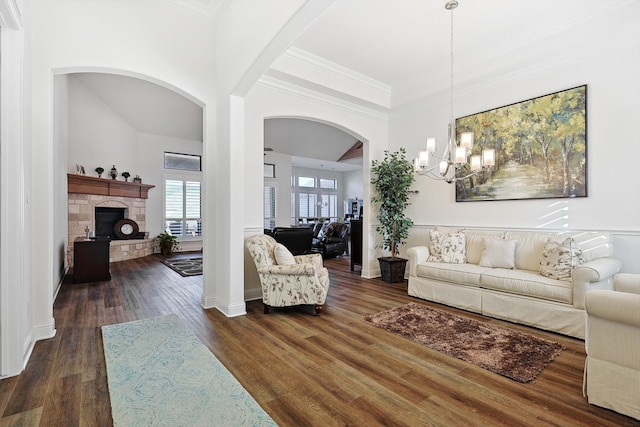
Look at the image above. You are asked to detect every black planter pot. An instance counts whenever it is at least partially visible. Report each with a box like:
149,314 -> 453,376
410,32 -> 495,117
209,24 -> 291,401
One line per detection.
378,256 -> 408,284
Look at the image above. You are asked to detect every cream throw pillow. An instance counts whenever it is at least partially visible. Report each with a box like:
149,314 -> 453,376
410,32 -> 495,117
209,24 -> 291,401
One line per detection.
540,237 -> 584,281
428,229 -> 466,264
479,237 -> 517,269
274,243 -> 296,265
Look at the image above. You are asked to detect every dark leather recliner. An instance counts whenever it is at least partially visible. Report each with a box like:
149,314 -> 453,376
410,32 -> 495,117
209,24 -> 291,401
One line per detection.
311,222 -> 349,258
271,227 -> 314,255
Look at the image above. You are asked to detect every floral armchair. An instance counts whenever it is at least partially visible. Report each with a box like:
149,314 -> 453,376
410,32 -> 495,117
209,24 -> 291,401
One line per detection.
246,234 -> 330,316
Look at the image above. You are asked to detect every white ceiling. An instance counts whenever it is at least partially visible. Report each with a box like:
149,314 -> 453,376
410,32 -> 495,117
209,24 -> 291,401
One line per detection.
74,73 -> 204,142
73,0 -> 634,171
264,118 -> 362,172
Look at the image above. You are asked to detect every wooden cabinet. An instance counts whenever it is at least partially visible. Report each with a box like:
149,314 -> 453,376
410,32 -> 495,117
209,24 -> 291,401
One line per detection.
350,220 -> 363,272
74,238 -> 111,283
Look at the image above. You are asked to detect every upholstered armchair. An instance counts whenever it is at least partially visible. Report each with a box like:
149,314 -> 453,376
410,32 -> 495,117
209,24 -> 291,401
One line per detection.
583,273 -> 640,420
246,234 -> 330,316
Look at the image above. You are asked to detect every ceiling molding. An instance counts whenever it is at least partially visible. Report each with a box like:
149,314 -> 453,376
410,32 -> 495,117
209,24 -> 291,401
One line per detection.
271,47 -> 392,108
165,0 -> 229,20
0,0 -> 22,29
257,74 -> 389,122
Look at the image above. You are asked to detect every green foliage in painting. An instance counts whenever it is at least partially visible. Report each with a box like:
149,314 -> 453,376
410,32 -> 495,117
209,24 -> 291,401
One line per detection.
455,85 -> 587,201
371,148 -> 416,258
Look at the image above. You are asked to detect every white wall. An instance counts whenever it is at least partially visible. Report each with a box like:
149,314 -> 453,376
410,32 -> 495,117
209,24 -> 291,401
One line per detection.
390,4 -> 640,272
344,169 -> 364,201
23,0 -> 216,353
53,75 -> 69,293
0,2 -> 30,377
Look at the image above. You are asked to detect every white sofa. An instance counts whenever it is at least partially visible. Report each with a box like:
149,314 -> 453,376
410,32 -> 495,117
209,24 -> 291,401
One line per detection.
583,273 -> 640,420
406,228 -> 622,338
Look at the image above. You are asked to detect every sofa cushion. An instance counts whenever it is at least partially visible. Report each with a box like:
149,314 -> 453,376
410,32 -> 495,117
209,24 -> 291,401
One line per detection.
466,232 -> 504,265
480,268 -> 573,304
274,243 -> 296,265
504,231 -> 551,272
539,237 -> 584,281
416,262 -> 489,286
427,229 -> 466,263
479,237 -> 517,269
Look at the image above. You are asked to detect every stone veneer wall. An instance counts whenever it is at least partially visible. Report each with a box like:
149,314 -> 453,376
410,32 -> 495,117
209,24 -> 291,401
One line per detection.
68,193 -> 155,267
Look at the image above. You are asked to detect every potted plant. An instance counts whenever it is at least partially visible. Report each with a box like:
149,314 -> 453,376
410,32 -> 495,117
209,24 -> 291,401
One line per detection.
122,171 -> 131,182
95,167 -> 104,178
370,148 -> 417,283
155,231 -> 180,255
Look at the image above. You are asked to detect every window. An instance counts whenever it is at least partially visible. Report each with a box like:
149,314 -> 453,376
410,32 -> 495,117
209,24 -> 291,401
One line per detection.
164,152 -> 201,171
264,163 -> 275,178
164,177 -> 201,238
298,193 -> 317,218
292,173 -> 339,223
264,185 -> 276,230
319,178 -> 337,189
298,176 -> 315,188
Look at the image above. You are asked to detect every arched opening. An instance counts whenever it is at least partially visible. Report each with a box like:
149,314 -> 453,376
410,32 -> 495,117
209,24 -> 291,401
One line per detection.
53,68 -> 206,303
263,116 -> 366,271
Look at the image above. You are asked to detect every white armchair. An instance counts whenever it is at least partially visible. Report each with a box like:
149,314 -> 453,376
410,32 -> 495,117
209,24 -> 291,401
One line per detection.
583,273 -> 640,420
246,234 -> 330,316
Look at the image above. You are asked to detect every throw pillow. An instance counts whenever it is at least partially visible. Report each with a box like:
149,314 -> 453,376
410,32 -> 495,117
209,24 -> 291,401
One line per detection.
540,237 -> 584,281
428,229 -> 466,264
274,243 -> 296,265
479,237 -> 517,269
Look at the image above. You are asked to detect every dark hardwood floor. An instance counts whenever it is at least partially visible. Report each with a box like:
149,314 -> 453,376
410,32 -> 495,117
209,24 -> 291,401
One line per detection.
0,253 -> 637,426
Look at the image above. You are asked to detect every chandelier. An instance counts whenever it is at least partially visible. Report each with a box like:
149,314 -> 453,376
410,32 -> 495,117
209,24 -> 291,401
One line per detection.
414,0 -> 494,183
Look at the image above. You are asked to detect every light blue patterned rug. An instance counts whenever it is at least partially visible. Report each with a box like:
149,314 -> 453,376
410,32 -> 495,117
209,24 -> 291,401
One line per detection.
102,315 -> 277,426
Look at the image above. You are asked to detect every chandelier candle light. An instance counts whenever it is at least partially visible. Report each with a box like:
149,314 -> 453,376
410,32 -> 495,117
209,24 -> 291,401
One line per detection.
415,0 -> 494,183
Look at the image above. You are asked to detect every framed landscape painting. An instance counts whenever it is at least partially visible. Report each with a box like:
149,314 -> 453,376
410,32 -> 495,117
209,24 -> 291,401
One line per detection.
455,85 -> 587,202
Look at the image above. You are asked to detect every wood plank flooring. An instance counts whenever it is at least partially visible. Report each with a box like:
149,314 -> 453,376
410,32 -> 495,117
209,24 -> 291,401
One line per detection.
0,253 -> 638,426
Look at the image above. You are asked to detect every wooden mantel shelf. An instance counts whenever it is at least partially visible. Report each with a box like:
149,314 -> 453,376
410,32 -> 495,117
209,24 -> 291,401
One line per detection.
67,174 -> 155,199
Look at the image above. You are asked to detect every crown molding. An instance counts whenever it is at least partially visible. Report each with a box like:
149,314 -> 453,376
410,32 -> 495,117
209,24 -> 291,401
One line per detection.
273,47 -> 392,108
165,0 -> 228,20
0,0 -> 21,30
257,73 -> 389,122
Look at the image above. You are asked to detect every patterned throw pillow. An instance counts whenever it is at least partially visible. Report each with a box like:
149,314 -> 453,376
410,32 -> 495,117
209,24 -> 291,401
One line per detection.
540,237 -> 584,281
428,229 -> 466,264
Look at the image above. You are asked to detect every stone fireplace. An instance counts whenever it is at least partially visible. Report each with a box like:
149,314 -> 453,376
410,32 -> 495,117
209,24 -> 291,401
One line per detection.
67,174 -> 156,267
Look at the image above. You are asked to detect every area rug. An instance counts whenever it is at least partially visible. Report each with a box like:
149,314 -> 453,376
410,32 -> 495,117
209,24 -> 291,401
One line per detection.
102,315 -> 276,426
365,302 -> 564,383
161,257 -> 202,276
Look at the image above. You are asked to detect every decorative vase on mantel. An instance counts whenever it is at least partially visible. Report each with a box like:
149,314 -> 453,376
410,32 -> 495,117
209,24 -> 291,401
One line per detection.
110,165 -> 118,180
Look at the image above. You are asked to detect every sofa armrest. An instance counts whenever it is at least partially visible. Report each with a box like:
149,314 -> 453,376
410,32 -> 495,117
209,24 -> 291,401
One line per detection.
407,246 -> 429,277
258,264 -> 317,276
613,273 -> 640,294
295,253 -> 324,270
572,257 -> 622,309
585,289 -> 640,328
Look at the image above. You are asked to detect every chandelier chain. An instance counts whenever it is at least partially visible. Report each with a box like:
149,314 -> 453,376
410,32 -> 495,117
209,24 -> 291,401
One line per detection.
450,3 -> 454,125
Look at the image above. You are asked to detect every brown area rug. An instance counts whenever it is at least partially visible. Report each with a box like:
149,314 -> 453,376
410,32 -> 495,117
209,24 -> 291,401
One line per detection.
365,302 -> 565,383
161,257 -> 202,277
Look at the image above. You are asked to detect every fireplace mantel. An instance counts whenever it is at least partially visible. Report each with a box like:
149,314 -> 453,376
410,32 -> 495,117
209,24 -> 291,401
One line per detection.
68,174 -> 155,199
